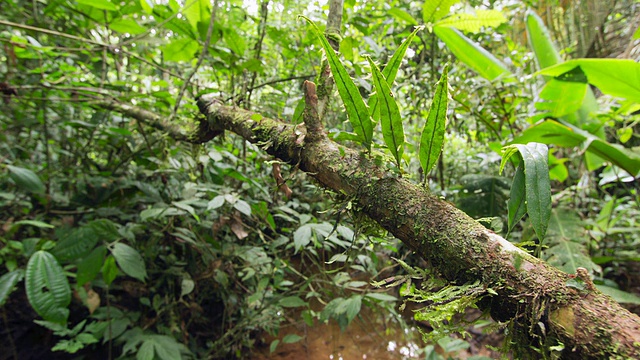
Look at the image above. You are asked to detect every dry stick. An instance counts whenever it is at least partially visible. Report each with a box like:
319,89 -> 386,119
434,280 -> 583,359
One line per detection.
171,0 -> 218,121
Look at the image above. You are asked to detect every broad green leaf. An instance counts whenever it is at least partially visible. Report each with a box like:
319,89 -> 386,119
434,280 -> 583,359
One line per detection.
140,0 -> 153,14
293,224 -> 313,250
435,10 -> 507,33
7,165 -> 45,194
224,28 -> 247,56
0,270 -> 23,306
634,25 -> 640,39
88,219 -> 121,242
596,285 -> 640,305
183,0 -> 210,31
102,255 -> 118,286
514,120 -> 640,176
526,10 -> 600,132
389,8 -> 417,25
367,56 -> 404,169
270,339 -> 280,353
51,226 -> 99,262
369,26 -> 423,122
423,0 -> 460,23
26,251 -> 71,324
537,59 -> 640,102
282,334 -> 303,344
233,199 -> 252,216
513,143 -> 551,241
138,339 -> 155,360
525,10 -> 562,70
364,293 -> 397,301
76,246 -> 107,286
536,78 -> 587,118
162,38 -> 199,62
76,0 -> 117,11
339,295 -> 362,323
433,26 -> 512,82
149,335 -> 182,360
110,19 -> 147,35
506,163 -> 527,235
301,16 -> 372,150
11,220 -> 54,230
110,243 -> 147,282
207,195 -> 225,210
173,201 -> 201,222
542,209 -> 599,274
279,296 -> 307,308
419,64 -> 449,177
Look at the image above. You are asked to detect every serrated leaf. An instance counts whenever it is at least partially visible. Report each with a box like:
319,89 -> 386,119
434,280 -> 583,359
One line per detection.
367,56 -> 404,169
0,270 -> 23,306
507,163 -> 527,235
515,143 -> 551,241
369,26 -> 423,122
433,26 -> 512,82
76,246 -> 107,286
423,0 -> 460,23
419,64 -> 449,176
436,10 -> 507,33
301,16 -> 372,150
7,165 -> 45,194
110,243 -> 147,282
26,251 -> 71,325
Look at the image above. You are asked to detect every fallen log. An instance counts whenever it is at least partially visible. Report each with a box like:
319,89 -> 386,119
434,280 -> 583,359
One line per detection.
193,86 -> 640,359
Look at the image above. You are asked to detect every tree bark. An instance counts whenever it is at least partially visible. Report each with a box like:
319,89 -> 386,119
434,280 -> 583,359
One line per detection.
192,93 -> 640,359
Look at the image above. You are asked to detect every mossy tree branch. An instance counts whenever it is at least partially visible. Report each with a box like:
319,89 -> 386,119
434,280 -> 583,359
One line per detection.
193,93 -> 640,359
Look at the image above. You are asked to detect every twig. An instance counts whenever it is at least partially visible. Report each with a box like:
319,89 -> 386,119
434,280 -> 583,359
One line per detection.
171,0 -> 218,120
245,0 -> 270,109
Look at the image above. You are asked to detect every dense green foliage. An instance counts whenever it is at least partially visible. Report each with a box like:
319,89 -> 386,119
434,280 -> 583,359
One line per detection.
1,0 -> 639,358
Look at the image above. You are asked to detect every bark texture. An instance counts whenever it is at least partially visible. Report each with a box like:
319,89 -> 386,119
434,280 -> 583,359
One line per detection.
195,93 -> 640,359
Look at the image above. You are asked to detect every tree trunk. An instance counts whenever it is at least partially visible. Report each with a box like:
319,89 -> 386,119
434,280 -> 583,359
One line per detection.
192,93 -> 640,359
